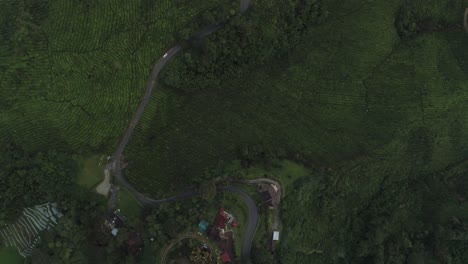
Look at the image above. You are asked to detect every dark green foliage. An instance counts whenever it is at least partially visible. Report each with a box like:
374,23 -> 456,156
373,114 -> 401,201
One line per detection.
175,0 -> 238,42
26,190 -> 107,264
279,159 -> 468,264
199,181 -> 217,202
252,245 -> 277,264
162,0 -> 329,93
145,198 -> 210,245
395,0 -> 465,37
0,0 -> 228,154
0,144 -> 79,223
126,0 -> 467,197
0,0 -> 466,262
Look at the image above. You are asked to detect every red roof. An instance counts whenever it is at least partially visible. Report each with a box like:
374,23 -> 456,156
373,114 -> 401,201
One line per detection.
220,252 -> 231,263
214,208 -> 228,228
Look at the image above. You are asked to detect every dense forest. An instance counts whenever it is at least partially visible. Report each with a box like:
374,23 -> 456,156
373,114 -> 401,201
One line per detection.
280,160 -> 468,263
162,0 -> 329,92
0,144 -> 78,223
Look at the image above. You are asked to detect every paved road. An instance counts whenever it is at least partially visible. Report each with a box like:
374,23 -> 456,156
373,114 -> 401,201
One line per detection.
220,186 -> 259,263
240,0 -> 250,13
107,0 -> 258,261
110,0 -> 251,206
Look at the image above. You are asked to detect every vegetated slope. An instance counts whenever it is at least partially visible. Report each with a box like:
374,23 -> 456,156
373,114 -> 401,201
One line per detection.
0,144 -> 79,223
280,158 -> 468,263
123,0 -> 467,197
123,0 -> 336,195
0,0 -> 230,154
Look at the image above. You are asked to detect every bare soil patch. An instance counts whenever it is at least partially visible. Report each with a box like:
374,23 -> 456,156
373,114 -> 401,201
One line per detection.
95,168 -> 111,196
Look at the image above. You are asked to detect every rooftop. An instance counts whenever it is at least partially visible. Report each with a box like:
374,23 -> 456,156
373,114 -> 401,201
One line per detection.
220,251 -> 231,263
214,208 -> 228,229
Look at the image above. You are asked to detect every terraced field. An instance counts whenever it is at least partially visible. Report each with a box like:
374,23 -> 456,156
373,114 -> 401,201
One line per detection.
0,203 -> 63,257
0,0 -> 232,154
122,0 -> 287,195
123,0 -> 468,197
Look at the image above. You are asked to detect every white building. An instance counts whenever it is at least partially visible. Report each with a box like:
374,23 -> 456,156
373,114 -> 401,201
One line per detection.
273,231 -> 280,241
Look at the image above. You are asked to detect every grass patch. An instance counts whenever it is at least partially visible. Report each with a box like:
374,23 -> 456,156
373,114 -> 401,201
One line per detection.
76,155 -> 104,189
237,160 -> 311,194
0,247 -> 22,264
117,188 -> 143,226
140,247 -> 157,264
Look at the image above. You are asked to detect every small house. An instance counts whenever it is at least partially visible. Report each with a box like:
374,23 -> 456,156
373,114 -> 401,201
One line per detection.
273,231 -> 280,241
104,209 -> 126,236
113,209 -> 127,225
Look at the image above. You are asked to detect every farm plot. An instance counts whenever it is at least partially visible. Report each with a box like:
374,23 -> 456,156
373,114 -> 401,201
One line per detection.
123,0 -> 468,197
0,0 -> 230,154
0,203 -> 63,257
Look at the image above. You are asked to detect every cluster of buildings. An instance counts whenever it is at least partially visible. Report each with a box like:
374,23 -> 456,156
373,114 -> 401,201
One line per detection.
199,207 -> 238,263
103,209 -> 144,255
211,207 -> 238,239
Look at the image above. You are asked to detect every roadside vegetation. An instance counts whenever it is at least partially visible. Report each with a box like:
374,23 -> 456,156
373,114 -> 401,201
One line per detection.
117,188 -> 144,226
76,155 -> 104,189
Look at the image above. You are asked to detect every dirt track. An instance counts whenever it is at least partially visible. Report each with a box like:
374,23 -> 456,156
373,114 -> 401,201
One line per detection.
160,233 -> 216,264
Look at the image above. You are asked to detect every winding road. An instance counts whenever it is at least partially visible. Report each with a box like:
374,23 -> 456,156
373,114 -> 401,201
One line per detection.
106,0 -> 259,262
220,186 -> 259,262
159,188 -> 258,263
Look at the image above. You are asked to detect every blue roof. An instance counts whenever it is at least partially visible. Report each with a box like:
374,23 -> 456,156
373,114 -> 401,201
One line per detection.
198,220 -> 209,232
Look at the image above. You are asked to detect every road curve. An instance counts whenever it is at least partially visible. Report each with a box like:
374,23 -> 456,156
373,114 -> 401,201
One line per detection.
107,0 -> 257,261
220,186 -> 259,263
110,0 -> 251,207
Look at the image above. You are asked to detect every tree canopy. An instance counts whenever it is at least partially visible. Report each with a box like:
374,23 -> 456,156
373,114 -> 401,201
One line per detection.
0,143 -> 79,222
279,160 -> 468,264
